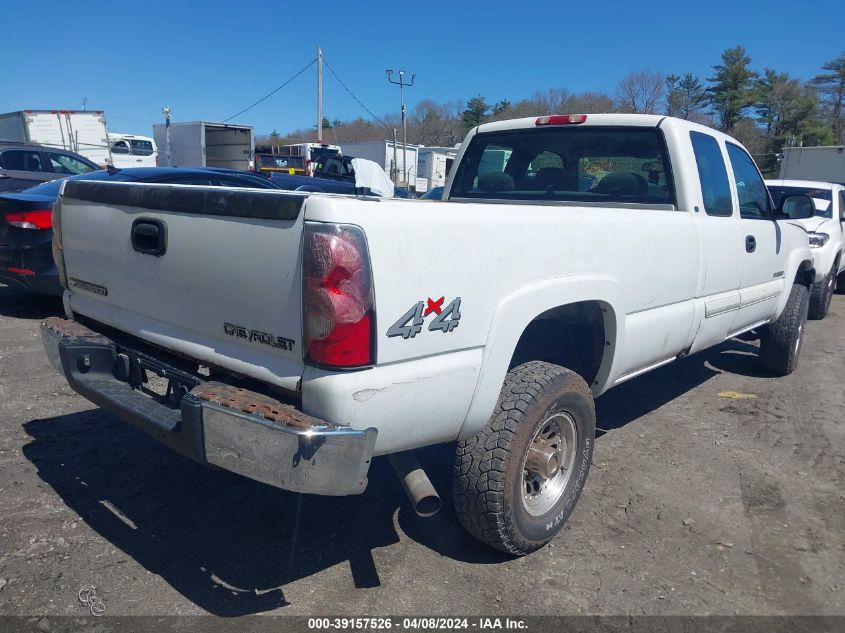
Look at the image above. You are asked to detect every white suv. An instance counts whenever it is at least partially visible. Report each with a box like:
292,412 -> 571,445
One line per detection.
767,180 -> 845,319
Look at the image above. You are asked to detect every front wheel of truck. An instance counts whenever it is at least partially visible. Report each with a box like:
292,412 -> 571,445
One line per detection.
759,282 -> 810,376
453,361 -> 595,555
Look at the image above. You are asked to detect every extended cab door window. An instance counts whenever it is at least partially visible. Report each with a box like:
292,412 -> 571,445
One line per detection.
690,132 -> 732,217
726,143 -> 772,220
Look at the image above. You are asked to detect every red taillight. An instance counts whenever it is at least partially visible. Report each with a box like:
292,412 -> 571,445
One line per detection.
5,210 -> 53,229
303,223 -> 375,368
535,114 -> 588,126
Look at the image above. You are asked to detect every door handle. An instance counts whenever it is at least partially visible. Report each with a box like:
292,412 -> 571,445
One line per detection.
131,218 -> 167,256
745,235 -> 756,253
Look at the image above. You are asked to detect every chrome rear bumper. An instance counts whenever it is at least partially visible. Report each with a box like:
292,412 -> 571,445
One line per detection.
41,317 -> 376,495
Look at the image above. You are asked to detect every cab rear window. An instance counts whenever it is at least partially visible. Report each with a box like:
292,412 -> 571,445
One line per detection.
450,127 -> 676,206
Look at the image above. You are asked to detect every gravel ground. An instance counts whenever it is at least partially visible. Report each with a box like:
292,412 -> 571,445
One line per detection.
0,284 -> 843,617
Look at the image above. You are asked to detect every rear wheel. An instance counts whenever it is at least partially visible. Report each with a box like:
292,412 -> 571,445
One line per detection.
453,361 -> 595,555
759,282 -> 809,376
808,265 -> 836,320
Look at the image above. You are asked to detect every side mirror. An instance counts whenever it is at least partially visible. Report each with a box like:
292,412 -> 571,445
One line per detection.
777,194 -> 815,220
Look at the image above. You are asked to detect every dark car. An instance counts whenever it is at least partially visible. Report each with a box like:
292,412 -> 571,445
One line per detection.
0,167 -> 281,296
0,143 -> 100,193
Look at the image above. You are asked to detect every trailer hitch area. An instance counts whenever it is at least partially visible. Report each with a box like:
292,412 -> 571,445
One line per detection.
114,351 -> 201,407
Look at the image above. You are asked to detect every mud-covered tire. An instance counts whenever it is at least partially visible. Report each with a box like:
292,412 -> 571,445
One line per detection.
836,270 -> 845,294
759,282 -> 809,376
452,361 -> 595,555
808,266 -> 836,320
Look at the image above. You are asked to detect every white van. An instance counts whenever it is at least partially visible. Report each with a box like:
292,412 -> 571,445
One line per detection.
108,133 -> 158,168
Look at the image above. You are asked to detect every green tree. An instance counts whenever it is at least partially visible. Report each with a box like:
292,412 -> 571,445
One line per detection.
812,51 -> 845,142
707,46 -> 758,132
754,70 -> 831,174
666,73 -> 707,119
492,99 -> 511,116
462,95 -> 490,132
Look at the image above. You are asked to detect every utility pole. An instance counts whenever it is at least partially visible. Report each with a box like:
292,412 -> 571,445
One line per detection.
317,47 -> 323,143
162,106 -> 172,167
392,128 -> 399,184
386,68 -> 415,186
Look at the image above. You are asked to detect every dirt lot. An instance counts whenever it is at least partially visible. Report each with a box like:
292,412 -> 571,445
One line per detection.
0,284 -> 843,618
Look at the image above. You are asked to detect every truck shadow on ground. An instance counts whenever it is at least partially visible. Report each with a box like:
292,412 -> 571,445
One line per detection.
0,285 -> 63,319
593,337 -> 765,435
20,337 -> 765,616
21,411 -> 505,616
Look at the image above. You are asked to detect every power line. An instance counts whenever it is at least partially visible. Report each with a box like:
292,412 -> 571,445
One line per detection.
323,59 -> 389,128
224,59 -> 317,123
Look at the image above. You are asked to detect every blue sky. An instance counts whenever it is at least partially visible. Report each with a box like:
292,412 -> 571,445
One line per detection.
0,1 -> 842,138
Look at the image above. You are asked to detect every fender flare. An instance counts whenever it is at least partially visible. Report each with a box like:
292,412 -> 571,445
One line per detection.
458,274 -> 623,441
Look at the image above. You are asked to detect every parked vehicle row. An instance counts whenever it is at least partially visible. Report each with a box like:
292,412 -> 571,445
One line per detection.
39,113 -> 829,558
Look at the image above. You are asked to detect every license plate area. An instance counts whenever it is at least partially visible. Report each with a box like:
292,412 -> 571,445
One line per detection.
114,348 -> 203,408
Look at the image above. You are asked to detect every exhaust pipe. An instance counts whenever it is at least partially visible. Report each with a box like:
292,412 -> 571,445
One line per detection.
388,451 -> 442,517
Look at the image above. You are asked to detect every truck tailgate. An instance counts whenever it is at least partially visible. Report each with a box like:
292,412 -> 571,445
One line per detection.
58,181 -> 306,391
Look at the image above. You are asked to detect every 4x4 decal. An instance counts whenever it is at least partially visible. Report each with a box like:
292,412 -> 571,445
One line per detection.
387,296 -> 462,339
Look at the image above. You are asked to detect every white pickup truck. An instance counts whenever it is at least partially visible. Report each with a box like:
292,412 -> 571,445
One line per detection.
765,179 -> 845,320
43,114 -> 816,555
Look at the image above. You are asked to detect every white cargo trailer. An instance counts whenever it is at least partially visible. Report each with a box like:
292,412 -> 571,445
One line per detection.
417,146 -> 458,191
779,146 -> 845,183
153,121 -> 254,170
341,140 -> 418,187
0,110 -> 112,166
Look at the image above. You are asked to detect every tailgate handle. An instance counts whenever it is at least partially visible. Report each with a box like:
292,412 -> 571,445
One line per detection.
131,218 -> 167,256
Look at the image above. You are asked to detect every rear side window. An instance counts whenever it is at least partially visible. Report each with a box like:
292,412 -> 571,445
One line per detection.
1,150 -> 45,172
690,132 -> 733,217
450,127 -> 675,206
111,140 -> 130,154
726,143 -> 771,220
319,156 -> 354,177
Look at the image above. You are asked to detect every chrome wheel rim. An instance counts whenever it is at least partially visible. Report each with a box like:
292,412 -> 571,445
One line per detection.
521,412 -> 578,516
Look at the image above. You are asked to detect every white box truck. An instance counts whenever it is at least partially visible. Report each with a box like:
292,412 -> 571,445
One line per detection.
153,122 -> 254,170
341,140 -> 418,186
0,110 -> 112,166
779,146 -> 845,183
417,147 -> 458,191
